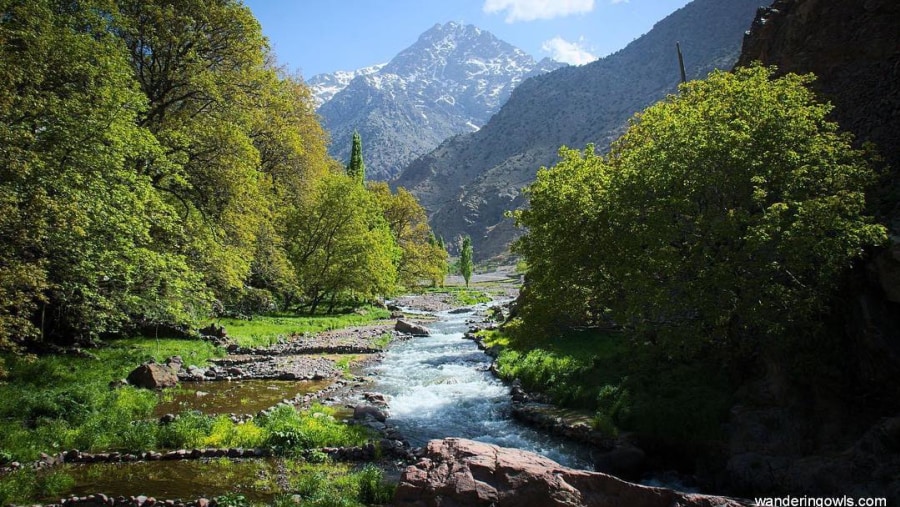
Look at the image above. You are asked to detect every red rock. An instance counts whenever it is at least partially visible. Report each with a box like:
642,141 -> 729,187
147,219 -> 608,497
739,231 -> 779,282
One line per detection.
126,363 -> 178,389
394,438 -> 749,507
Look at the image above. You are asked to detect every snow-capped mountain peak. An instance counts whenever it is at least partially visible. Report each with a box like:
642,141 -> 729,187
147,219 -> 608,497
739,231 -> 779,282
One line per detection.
307,63 -> 386,107
311,22 -> 565,181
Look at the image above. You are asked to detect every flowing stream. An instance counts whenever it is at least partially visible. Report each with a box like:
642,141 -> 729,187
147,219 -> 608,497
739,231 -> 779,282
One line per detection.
369,303 -> 593,469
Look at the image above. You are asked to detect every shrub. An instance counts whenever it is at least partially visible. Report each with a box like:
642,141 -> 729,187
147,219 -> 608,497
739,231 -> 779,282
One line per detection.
356,464 -> 394,505
157,411 -> 214,449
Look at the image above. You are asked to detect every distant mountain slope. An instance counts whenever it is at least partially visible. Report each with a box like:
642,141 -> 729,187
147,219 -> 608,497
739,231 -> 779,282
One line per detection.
307,64 -> 385,108
313,22 -> 564,181
394,0 -> 762,259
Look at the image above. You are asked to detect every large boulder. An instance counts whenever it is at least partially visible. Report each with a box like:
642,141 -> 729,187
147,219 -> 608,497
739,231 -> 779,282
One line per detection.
395,319 -> 430,336
126,362 -> 178,389
394,438 -> 749,507
354,404 -> 388,423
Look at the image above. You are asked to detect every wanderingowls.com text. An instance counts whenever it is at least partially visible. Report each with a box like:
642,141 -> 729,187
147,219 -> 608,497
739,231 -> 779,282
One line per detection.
754,496 -> 887,507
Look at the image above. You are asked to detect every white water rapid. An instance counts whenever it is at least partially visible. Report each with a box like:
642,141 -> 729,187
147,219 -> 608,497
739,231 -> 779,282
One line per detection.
369,303 -> 593,469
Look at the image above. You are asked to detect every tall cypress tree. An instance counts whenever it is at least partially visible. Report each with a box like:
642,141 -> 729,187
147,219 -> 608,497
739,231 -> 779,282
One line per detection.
460,236 -> 473,288
346,131 -> 365,185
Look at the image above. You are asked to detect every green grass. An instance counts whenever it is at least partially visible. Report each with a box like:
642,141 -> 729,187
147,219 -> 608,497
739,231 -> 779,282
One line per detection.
260,404 -> 374,454
484,321 -> 733,442
423,286 -> 493,306
0,338 -> 223,461
0,468 -> 75,505
285,461 -> 394,507
0,306 -> 394,505
333,355 -> 358,378
486,327 -> 631,410
0,316 -> 379,463
217,306 -> 391,348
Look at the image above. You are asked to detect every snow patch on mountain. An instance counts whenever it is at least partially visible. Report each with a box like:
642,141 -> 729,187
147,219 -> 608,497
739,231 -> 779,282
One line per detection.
307,63 -> 386,107
313,21 -> 565,181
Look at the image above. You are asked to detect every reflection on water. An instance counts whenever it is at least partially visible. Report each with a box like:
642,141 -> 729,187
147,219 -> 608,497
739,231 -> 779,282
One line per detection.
51,459 -> 280,503
155,379 -> 331,417
370,303 -> 594,469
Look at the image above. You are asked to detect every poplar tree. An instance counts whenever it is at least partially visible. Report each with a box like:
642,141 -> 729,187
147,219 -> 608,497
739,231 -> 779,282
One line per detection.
346,131 -> 366,185
460,236 -> 474,288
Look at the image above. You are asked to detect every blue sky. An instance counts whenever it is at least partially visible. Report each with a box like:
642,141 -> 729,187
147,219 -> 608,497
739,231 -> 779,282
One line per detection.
243,0 -> 693,79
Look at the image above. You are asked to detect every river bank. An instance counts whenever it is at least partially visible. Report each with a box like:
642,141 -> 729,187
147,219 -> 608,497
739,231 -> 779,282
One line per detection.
0,285 -> 520,504
1,278 -> 766,506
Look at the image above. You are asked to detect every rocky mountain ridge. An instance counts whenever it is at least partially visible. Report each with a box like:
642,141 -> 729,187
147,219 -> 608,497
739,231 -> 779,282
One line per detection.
313,22 -> 564,181
307,63 -> 385,107
394,0 -> 762,259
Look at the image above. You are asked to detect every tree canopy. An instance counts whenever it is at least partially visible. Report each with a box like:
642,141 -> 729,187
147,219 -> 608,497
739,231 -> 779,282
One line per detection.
514,66 -> 887,353
369,183 -> 448,289
0,0 -> 443,347
286,172 -> 398,314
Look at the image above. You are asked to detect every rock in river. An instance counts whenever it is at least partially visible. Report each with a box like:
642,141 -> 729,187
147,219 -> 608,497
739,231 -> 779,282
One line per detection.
395,319 -> 431,336
394,438 -> 749,507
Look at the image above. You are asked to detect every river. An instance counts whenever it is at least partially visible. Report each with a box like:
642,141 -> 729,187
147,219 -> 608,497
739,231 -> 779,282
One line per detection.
369,302 -> 594,469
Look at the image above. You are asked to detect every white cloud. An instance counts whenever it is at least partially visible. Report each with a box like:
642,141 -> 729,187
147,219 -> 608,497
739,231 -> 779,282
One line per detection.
541,36 -> 597,65
483,0 -> 594,23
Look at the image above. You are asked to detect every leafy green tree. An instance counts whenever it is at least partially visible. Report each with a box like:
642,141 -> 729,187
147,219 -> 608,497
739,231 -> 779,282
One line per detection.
369,183 -> 448,289
0,0 -> 208,343
286,173 -> 398,313
460,237 -> 474,288
516,66 -> 886,352
243,71 -> 334,310
512,145 -> 613,331
346,131 -> 366,185
115,0 -> 273,297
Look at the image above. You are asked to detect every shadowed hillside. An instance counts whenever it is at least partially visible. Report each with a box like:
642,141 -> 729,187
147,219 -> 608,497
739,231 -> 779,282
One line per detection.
395,0 -> 761,259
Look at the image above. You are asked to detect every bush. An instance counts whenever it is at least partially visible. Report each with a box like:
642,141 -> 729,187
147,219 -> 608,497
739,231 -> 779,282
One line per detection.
356,464 -> 394,505
260,404 -> 372,454
157,411 -> 214,449
214,493 -> 250,507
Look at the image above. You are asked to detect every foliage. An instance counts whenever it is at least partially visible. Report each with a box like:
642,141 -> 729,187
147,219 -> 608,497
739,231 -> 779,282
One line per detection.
356,464 -> 395,505
369,183 -> 448,289
459,237 -> 474,288
202,417 -> 266,449
259,404 -> 373,454
514,66 -> 887,355
213,493 -> 250,507
346,131 -> 366,185
286,461 -> 394,507
157,411 -> 215,450
2,0 -> 403,347
0,0 -> 210,343
286,171 -> 399,314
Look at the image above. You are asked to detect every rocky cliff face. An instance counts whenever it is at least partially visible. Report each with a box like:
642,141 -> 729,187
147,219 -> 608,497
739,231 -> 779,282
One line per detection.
722,0 -> 900,501
394,0 -> 761,259
313,22 -> 563,181
737,0 -> 900,232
